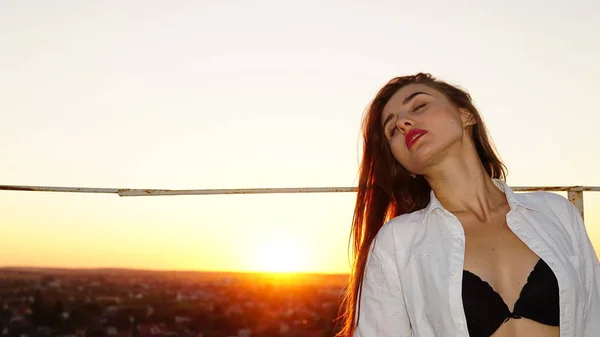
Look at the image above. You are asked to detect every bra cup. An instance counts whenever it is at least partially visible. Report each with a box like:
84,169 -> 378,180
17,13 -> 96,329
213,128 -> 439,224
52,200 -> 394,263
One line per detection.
512,259 -> 560,326
462,271 -> 511,337
462,259 -> 560,337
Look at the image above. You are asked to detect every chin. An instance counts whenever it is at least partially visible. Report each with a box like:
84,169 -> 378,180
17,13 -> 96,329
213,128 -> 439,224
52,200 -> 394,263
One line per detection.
397,144 -> 440,174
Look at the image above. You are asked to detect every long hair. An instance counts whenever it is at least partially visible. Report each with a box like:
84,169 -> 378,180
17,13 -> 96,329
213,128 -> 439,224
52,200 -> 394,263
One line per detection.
336,73 -> 507,337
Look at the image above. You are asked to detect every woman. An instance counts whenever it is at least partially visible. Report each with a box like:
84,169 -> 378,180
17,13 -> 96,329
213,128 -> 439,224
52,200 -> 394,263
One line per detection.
337,73 -> 600,337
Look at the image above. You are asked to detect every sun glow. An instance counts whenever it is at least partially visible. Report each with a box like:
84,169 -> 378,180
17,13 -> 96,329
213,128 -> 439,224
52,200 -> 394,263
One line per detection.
253,236 -> 310,273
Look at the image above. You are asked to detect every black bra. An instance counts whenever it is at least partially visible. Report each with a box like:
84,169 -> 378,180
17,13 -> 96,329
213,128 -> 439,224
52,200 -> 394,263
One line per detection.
462,258 -> 559,337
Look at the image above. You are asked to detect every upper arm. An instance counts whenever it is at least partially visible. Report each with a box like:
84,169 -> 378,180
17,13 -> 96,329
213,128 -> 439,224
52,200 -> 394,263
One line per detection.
355,242 -> 412,337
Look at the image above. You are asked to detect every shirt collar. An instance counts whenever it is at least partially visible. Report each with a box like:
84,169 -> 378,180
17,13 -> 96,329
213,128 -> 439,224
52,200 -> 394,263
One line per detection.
421,178 -> 538,223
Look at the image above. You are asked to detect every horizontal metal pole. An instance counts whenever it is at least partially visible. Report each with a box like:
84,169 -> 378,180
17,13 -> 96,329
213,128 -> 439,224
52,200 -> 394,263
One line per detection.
1,184 -> 599,197
0,185 -> 120,194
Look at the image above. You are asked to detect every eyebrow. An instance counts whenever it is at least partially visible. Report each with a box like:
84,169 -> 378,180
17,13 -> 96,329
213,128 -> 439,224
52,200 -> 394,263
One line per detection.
403,91 -> 430,105
381,91 -> 431,130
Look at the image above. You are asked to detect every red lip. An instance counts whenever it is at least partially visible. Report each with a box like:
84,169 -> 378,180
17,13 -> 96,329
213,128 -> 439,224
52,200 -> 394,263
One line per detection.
405,128 -> 428,150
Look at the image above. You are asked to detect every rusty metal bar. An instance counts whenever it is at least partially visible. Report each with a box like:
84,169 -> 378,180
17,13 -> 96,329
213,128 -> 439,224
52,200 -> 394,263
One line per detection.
0,185 -> 358,196
1,184 -> 599,196
0,185 -> 119,194
1,184 -> 598,218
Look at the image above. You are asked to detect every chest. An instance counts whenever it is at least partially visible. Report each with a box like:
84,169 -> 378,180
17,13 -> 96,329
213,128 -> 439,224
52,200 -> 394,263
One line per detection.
460,216 -> 541,308
397,207 -> 585,337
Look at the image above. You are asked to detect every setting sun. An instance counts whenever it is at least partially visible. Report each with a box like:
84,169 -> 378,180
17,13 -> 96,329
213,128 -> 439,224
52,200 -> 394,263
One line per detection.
253,237 -> 310,273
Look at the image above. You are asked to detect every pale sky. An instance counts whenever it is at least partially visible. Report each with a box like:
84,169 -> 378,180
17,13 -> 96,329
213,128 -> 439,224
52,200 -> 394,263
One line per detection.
1,0 -> 599,274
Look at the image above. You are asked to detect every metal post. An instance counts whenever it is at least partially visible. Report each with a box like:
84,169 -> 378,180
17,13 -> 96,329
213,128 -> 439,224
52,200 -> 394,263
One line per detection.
567,189 -> 584,220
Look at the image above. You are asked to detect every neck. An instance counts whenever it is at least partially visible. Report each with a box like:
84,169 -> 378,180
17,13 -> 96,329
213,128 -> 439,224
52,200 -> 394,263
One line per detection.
424,145 -> 506,220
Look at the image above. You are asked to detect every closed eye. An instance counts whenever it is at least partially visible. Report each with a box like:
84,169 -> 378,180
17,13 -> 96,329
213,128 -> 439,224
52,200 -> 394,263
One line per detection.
413,102 -> 427,112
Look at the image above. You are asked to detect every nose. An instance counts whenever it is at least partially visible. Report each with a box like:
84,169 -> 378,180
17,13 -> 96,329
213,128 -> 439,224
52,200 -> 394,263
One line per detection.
395,115 -> 414,135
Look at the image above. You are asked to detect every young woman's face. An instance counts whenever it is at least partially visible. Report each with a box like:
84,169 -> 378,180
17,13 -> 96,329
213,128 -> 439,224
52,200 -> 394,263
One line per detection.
380,84 -> 474,175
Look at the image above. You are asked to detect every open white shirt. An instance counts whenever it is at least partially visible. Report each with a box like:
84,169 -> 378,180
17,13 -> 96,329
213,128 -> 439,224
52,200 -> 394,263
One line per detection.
356,179 -> 600,337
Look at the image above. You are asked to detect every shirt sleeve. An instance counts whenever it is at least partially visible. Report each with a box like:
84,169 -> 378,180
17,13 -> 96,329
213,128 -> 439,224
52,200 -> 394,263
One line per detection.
564,200 -> 600,336
355,242 -> 412,337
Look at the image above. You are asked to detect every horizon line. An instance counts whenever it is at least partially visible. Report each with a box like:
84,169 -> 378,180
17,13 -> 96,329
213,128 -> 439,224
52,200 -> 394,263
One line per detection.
0,265 -> 350,276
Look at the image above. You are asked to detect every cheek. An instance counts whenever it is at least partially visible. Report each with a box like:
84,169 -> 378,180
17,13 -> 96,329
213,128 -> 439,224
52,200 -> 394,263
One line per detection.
388,138 -> 411,168
429,109 -> 465,140
442,118 -> 465,141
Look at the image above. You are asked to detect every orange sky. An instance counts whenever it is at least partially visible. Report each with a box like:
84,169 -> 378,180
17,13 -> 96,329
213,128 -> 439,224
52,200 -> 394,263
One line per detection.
1,1 -> 599,273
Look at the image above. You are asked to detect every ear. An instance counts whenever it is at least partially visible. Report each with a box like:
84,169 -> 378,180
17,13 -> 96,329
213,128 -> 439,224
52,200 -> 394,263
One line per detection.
460,108 -> 477,127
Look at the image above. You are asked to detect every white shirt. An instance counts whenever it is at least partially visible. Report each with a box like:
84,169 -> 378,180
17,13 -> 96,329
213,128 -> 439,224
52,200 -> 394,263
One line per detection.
356,179 -> 600,337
